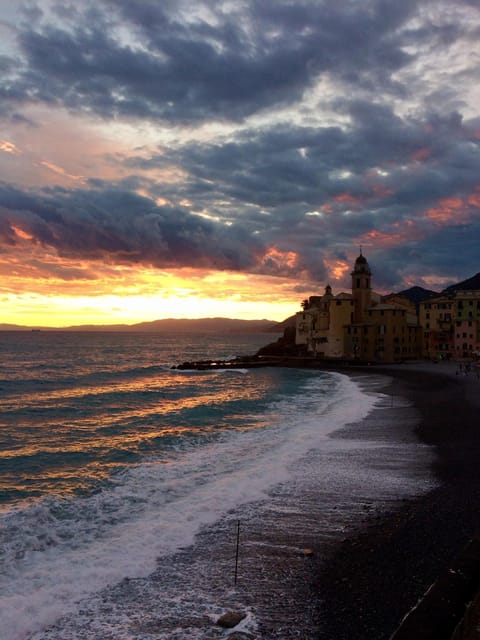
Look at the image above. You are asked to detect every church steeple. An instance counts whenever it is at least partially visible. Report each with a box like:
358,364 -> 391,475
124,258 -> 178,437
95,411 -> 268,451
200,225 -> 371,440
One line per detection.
351,250 -> 372,323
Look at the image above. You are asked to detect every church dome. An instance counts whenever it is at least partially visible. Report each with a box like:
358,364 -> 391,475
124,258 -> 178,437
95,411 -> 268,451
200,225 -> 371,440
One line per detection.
352,252 -> 371,274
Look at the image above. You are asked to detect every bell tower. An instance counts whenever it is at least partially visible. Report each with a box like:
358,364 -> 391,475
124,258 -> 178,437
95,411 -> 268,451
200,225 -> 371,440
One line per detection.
351,250 -> 372,323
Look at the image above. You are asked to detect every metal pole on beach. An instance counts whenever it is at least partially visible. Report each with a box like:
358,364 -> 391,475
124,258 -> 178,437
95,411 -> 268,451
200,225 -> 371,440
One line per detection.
234,520 -> 240,585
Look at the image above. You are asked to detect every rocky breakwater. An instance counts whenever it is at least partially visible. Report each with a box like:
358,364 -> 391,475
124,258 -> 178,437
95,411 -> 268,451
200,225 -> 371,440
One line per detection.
172,355 -> 280,370
173,326 -> 309,371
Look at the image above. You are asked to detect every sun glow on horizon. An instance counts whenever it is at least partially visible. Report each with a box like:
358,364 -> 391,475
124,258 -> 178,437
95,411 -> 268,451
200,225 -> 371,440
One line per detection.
1,260 -> 302,326
2,291 -> 298,327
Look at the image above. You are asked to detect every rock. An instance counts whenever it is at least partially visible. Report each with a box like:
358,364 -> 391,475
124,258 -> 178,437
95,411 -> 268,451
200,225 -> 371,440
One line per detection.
216,611 -> 247,628
303,548 -> 314,557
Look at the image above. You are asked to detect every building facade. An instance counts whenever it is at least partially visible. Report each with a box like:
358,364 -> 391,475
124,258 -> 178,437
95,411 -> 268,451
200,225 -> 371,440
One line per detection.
296,252 -> 422,363
419,290 -> 480,359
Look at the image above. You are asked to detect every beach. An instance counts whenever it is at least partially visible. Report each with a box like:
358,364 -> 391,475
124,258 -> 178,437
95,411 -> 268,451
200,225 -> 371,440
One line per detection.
81,360 -> 478,640
316,361 -> 480,640
3,333 -> 480,639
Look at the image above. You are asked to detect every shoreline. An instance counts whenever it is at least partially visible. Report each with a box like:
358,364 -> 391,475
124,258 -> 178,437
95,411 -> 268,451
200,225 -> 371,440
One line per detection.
315,361 -> 480,639
20,360 -> 480,639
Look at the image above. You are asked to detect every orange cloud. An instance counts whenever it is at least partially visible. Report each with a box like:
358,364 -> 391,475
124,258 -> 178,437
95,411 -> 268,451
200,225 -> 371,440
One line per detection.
358,219 -> 422,249
359,229 -> 404,247
11,225 -> 34,241
333,193 -> 361,206
467,193 -> 480,208
261,247 -> 299,270
426,197 -> 467,225
323,258 -> 350,281
0,139 -> 21,154
40,161 -> 85,182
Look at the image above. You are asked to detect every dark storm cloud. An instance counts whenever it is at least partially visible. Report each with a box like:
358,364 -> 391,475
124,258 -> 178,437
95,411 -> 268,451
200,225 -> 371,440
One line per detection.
0,182 -> 265,271
116,102 -> 480,285
1,0 -> 422,123
369,220 -> 480,291
132,104 -> 480,212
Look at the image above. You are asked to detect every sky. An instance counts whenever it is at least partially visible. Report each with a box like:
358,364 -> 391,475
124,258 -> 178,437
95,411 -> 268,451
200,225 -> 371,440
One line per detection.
1,0 -> 480,326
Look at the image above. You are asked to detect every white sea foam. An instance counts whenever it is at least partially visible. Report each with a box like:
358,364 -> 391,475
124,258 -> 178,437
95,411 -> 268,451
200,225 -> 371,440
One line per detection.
0,372 -> 388,640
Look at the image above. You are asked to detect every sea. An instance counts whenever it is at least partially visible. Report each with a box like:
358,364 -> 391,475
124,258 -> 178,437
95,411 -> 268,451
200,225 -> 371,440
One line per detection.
0,331 -> 437,640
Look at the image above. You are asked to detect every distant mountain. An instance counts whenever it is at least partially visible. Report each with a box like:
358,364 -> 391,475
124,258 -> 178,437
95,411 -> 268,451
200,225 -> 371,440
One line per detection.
386,285 -> 439,305
0,317 -> 282,333
383,271 -> 480,306
442,272 -> 480,293
0,323 -> 32,331
265,314 -> 296,332
125,317 -> 279,333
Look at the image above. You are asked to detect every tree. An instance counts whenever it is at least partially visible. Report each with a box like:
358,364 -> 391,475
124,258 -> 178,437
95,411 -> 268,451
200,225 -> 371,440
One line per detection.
301,299 -> 310,310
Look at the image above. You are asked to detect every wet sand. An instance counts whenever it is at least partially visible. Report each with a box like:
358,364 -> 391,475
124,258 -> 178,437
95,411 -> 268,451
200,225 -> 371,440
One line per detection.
316,361 -> 480,640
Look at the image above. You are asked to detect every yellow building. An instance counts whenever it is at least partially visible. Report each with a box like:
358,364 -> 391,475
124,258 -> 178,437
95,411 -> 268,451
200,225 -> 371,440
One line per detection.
296,252 -> 422,363
296,286 -> 354,358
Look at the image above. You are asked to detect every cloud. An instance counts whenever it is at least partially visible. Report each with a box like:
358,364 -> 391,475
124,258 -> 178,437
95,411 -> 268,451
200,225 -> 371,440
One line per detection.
0,181 -> 266,272
0,0 -> 480,301
0,0 -> 428,123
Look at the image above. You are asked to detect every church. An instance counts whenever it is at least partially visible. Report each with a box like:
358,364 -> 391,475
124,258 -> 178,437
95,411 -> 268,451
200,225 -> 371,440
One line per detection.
295,252 -> 422,362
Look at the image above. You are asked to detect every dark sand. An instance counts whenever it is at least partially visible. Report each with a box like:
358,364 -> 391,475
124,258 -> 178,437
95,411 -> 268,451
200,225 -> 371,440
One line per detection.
316,361 -> 480,640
